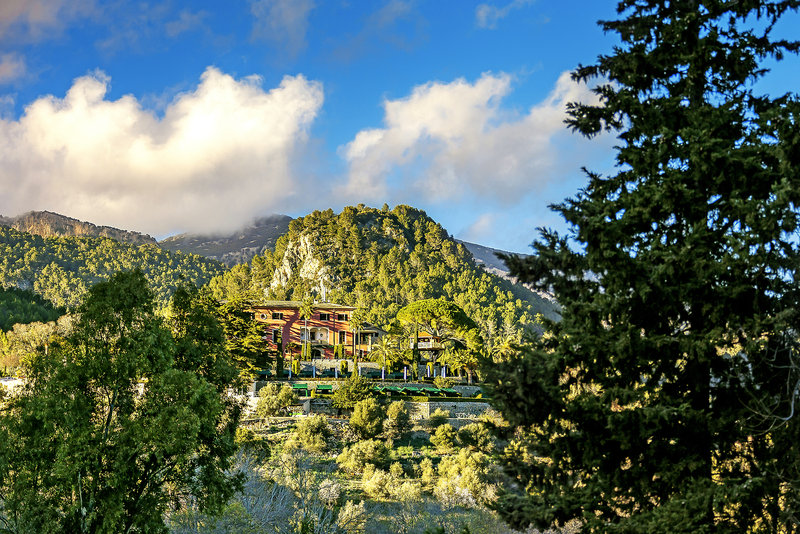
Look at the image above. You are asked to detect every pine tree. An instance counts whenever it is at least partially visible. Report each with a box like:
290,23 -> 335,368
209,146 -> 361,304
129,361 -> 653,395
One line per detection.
492,1 -> 800,532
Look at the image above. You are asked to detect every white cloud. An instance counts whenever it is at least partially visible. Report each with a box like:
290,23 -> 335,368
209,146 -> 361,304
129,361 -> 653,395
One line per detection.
330,0 -> 426,62
0,0 -> 95,41
0,53 -> 26,84
475,0 -> 534,29
339,71 -> 599,204
459,212 -> 496,243
250,0 -> 315,57
0,67 -> 324,235
165,9 -> 208,38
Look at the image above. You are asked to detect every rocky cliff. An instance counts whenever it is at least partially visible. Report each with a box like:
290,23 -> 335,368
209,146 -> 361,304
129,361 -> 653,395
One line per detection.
0,211 -> 157,245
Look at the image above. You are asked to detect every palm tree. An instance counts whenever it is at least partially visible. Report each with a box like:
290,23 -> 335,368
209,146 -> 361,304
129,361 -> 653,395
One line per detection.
369,335 -> 398,376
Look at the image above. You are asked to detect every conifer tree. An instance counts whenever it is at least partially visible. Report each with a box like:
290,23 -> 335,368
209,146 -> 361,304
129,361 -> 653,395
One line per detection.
492,1 -> 800,532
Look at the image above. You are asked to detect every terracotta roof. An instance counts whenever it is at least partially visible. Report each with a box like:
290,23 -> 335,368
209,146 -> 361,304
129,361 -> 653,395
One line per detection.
252,300 -> 356,310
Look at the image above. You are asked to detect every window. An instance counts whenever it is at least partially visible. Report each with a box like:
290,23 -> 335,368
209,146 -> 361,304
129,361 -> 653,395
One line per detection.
339,331 -> 346,344
271,312 -> 283,320
319,313 -> 331,321
259,313 -> 267,320
336,313 -> 348,321
271,329 -> 280,343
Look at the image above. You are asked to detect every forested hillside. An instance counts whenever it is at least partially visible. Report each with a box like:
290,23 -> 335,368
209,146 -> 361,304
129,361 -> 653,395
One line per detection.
0,287 -> 63,331
208,205 -> 558,342
0,226 -> 225,310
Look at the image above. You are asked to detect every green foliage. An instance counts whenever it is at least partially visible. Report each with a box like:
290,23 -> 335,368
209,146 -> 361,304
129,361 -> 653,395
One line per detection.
207,205 -> 554,347
336,439 -> 390,475
332,374 -> 374,409
397,298 -> 479,342
435,449 -> 493,509
383,400 -> 412,440
234,427 -> 271,461
0,226 -> 225,310
419,457 -> 436,488
291,415 -> 331,453
350,397 -> 385,439
428,408 -> 450,428
255,383 -> 297,418
0,270 -> 241,533
430,423 -> 458,453
217,297 -> 271,378
493,2 -> 800,532
433,376 -> 454,389
0,287 -> 63,331
0,316 -> 73,373
362,468 -> 396,500
456,423 -> 493,453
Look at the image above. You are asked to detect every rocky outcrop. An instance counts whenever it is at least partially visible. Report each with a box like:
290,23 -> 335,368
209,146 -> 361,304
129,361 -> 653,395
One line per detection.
271,234 -> 334,298
0,211 -> 157,245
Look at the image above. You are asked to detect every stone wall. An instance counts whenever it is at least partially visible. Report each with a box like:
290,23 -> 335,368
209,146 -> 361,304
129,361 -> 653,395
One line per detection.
405,400 -> 492,420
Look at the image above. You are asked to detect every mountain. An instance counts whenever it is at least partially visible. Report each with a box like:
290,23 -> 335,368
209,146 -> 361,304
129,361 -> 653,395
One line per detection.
457,239 -> 558,307
0,211 -> 157,245
158,215 -> 292,267
456,240 -> 524,275
155,214 -> 527,280
0,225 -> 225,310
206,205 -> 560,342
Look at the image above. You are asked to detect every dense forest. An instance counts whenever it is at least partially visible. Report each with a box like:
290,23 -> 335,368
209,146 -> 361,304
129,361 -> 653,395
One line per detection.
207,205 -> 557,344
0,226 -> 225,310
0,287 -> 63,332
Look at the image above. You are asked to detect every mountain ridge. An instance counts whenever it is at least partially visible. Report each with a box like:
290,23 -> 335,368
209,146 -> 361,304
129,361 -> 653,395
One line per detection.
1,210 -> 527,279
158,214 -> 292,267
0,211 -> 157,246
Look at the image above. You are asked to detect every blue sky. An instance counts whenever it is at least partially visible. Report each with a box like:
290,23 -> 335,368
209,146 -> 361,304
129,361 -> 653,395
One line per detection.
1,1 -> 797,253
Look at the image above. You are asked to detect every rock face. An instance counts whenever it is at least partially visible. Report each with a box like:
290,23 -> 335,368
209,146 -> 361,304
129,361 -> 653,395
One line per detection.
455,239 -> 521,274
0,211 -> 157,245
271,233 -> 333,298
158,214 -> 292,267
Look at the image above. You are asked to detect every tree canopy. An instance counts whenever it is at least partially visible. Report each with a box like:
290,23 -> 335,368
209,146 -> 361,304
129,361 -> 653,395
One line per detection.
0,271 -> 242,533
206,205 -> 555,347
0,226 -> 225,310
492,1 -> 800,532
396,298 -> 479,342
0,287 -> 63,332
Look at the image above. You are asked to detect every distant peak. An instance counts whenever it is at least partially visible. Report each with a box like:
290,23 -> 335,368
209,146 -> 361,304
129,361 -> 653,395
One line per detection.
0,210 -> 157,246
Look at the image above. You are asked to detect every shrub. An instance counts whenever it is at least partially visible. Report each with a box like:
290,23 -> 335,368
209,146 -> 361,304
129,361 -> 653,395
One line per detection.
427,408 -> 450,428
362,468 -> 395,500
430,423 -> 457,453
336,439 -> 390,474
255,383 -> 297,418
332,374 -> 373,409
389,461 -> 405,479
350,397 -> 385,439
292,414 -> 331,453
234,427 -> 270,461
457,422 -> 494,453
433,376 -> 454,389
394,480 -> 422,503
419,457 -> 436,488
318,479 -> 341,508
435,449 -> 494,508
336,500 -> 366,532
383,400 -> 412,440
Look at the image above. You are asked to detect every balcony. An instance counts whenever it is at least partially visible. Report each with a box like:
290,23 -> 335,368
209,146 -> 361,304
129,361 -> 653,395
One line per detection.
411,340 -> 444,350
